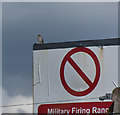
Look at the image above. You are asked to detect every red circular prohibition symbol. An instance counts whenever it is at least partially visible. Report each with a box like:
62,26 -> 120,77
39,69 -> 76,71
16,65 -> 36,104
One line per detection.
60,47 -> 100,96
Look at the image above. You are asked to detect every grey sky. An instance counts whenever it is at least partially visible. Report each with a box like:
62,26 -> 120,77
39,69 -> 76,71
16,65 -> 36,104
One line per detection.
2,2 -> 118,97
1,0 -> 119,2
0,1 -> 2,114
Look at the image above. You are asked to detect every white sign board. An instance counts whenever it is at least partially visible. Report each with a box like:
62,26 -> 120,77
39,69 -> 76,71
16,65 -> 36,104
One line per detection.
33,39 -> 119,113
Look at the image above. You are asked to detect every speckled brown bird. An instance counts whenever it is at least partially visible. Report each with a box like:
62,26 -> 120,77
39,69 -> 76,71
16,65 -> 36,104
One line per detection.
37,34 -> 44,44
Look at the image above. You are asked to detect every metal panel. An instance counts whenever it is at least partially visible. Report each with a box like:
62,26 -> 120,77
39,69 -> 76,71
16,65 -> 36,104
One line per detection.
33,38 -> 120,50
33,39 -> 119,113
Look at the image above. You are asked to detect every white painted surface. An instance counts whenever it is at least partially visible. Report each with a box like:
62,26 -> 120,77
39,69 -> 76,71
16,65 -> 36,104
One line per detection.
33,45 -> 118,113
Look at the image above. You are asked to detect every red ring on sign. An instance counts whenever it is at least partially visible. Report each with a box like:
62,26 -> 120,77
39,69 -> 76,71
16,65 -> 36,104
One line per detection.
60,47 -> 100,96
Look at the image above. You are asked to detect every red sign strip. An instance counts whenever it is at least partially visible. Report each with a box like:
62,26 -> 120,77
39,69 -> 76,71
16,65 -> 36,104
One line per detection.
38,102 -> 113,114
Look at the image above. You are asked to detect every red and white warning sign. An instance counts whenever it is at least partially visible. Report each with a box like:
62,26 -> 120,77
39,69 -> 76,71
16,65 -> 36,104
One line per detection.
60,47 -> 100,96
38,102 -> 113,114
33,42 -> 118,113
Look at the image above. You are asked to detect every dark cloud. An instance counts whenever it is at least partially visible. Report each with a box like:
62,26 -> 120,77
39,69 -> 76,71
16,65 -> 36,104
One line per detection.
2,2 -> 118,96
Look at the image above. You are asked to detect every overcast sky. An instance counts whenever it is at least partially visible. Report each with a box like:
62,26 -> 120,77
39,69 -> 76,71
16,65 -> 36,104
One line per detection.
2,2 -> 118,113
1,0 -> 119,2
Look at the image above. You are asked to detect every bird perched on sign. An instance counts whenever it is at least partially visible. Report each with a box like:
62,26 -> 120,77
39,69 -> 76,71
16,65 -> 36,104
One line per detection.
37,34 -> 44,44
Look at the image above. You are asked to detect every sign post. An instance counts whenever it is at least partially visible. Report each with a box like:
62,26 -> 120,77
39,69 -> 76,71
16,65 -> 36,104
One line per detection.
112,87 -> 120,113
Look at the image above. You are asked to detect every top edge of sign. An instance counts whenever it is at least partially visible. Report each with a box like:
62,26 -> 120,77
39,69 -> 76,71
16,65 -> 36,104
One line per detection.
33,38 -> 120,50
